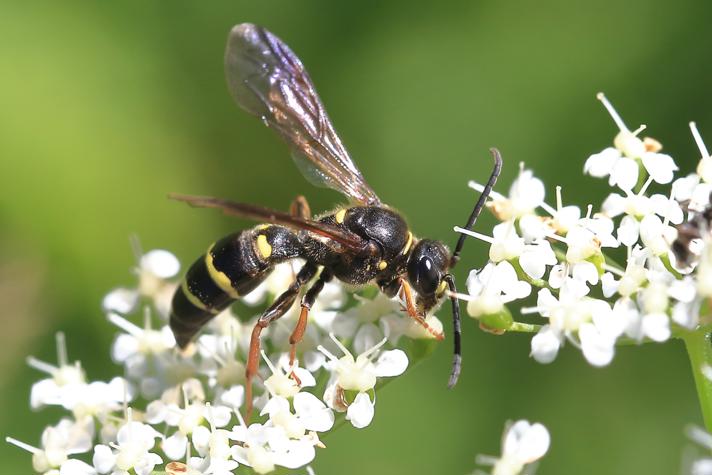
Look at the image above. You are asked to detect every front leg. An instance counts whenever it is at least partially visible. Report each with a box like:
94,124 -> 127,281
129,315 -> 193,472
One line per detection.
397,277 -> 444,340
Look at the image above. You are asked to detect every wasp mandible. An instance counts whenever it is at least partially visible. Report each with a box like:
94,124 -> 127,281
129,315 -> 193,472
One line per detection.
169,23 -> 501,414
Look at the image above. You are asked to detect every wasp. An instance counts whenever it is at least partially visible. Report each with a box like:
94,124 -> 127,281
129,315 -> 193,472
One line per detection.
169,23 -> 501,414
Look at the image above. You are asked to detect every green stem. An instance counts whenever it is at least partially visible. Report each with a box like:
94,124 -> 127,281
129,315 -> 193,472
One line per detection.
682,325 -> 712,433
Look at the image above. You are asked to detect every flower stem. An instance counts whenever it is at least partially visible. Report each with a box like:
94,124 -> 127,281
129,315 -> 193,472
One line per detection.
509,322 -> 542,333
682,325 -> 712,433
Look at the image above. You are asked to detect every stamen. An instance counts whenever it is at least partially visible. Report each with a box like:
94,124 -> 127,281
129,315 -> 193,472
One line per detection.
143,306 -> 152,330
453,226 -> 494,244
638,176 -> 654,195
198,340 -> 226,366
26,356 -> 57,375
129,234 -> 143,264
316,345 -> 338,362
540,201 -> 557,217
5,436 -> 40,454
520,306 -> 542,315
234,407 -> 247,427
328,333 -> 353,359
546,233 -> 567,244
206,402 -> 216,431
631,124 -> 647,136
556,186 -> 563,211
585,204 -> 593,219
602,264 -> 625,277
56,332 -> 67,367
107,312 -> 142,337
260,350 -> 279,375
468,181 -> 504,201
690,121 -> 710,158
360,337 -> 388,360
597,92 -> 629,132
447,291 -> 475,302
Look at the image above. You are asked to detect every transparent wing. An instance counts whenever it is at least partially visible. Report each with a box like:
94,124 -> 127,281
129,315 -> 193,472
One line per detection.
225,23 -> 381,206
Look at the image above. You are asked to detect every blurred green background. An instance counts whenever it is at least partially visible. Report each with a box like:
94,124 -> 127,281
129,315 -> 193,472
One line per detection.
2,0 -> 711,473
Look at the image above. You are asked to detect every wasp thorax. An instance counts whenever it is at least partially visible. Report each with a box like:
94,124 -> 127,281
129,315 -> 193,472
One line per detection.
407,239 -> 450,301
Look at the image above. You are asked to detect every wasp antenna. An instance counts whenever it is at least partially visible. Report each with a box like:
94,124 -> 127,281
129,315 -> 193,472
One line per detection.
450,148 -> 503,267
444,274 -> 462,388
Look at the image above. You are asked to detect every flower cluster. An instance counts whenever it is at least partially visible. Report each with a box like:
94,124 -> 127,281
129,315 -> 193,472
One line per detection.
458,92 -> 709,367
7,248 -> 440,474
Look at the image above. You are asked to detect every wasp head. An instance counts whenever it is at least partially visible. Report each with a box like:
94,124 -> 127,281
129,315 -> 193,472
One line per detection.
406,239 -> 450,311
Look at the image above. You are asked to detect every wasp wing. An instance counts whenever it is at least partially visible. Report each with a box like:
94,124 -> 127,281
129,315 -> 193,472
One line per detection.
169,193 -> 377,256
225,23 -> 381,206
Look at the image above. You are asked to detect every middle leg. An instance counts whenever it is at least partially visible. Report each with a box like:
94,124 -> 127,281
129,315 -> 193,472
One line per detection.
245,262 -> 318,419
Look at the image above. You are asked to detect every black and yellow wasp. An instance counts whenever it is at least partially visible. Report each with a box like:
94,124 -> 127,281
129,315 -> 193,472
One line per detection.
169,23 -> 501,413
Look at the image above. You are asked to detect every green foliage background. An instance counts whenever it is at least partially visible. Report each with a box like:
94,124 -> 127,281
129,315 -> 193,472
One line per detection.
2,1 -> 711,473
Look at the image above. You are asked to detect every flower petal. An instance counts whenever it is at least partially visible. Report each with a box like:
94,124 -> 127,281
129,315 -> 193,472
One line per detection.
346,392 -> 375,429
373,349 -> 408,378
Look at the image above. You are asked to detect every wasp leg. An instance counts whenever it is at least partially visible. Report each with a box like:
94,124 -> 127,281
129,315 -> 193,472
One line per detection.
397,277 -> 445,340
289,269 -> 334,373
245,262 -> 318,420
289,195 -> 311,219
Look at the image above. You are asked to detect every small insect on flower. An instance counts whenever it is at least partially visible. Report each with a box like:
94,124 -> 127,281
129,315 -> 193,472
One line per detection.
167,22 -> 504,416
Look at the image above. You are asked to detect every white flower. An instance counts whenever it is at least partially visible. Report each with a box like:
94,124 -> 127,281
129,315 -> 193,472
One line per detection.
27,333 -> 86,409
230,422 -> 319,473
262,393 -> 334,437
261,352 -> 316,399
465,262 -> 531,318
538,186 -> 582,236
6,418 -> 94,474
331,293 -> 398,353
489,221 -> 526,262
108,311 -> 182,397
189,404 -> 238,475
477,420 -> 550,475
318,334 -> 407,429
519,240 -> 557,280
92,411 -> 162,475
528,279 -> 623,366
61,377 -> 134,422
103,248 -> 180,317
585,93 -> 677,191
639,214 -> 677,257
149,382 -> 231,461
471,166 -> 544,220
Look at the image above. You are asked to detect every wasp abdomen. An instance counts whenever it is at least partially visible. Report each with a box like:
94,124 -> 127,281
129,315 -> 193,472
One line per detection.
170,225 -> 302,348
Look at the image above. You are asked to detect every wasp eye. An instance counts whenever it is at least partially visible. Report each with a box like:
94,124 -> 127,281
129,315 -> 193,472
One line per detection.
414,256 -> 440,295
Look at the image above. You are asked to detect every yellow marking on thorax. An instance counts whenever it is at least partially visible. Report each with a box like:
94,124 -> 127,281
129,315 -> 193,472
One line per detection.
378,260 -> 388,271
335,209 -> 347,224
402,232 -> 414,255
205,246 -> 240,298
181,280 -> 218,314
436,280 -> 447,296
256,224 -> 270,231
256,234 -> 273,259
